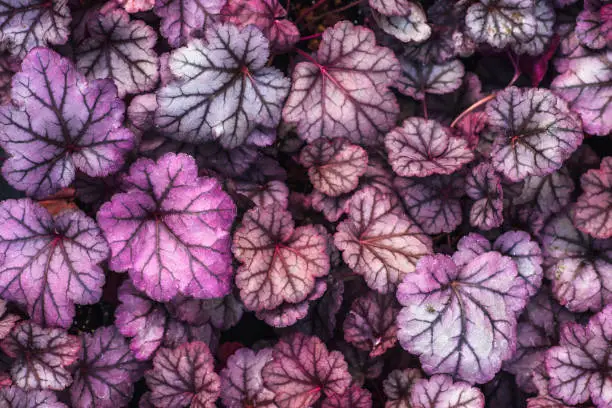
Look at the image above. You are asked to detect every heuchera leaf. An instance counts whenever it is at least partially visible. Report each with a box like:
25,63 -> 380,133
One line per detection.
384,118 -> 474,178
114,281 -> 219,361
383,368 -> 422,408
69,326 -> 143,408
465,163 -> 504,230
395,174 -> 463,235
0,48 -> 135,198
75,9 -> 159,97
283,21 -> 400,145
371,2 -> 432,43
551,51 -> 611,136
145,341 -> 221,408
485,86 -> 583,182
155,23 -> 290,149
106,0 -> 155,13
396,59 -> 465,100
321,386 -> 373,408
576,0 -> 611,49
97,153 -> 236,302
154,0 -> 225,48
335,187 -> 433,293
410,375 -> 485,408
0,321 -> 80,390
0,1 -> 70,58
540,212 -> 612,312
232,204 -> 329,311
511,0 -> 555,56
168,292 -> 243,330
299,138 -> 368,197
526,396 -> 571,408
573,156 -> 612,239
343,291 -> 399,357
221,0 -> 299,53
0,199 -> 108,328
0,299 -> 19,341
233,180 -> 289,209
0,54 -> 19,105
397,252 -> 529,384
220,347 -> 276,408
262,333 -> 351,408
465,0 -> 537,49
369,0 -> 415,15
546,305 -> 612,408
493,230 -> 543,297
0,386 -> 69,408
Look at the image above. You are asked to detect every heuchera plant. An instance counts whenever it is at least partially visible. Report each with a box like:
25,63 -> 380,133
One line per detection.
0,0 -> 610,407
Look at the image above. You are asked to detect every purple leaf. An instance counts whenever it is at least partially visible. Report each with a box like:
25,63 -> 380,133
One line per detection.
106,0 -> 155,13
154,0 -> 225,48
540,212 -> 612,312
321,386 -> 372,408
511,0 -> 555,56
396,59 -> 465,100
546,305 -> 612,408
127,94 -> 158,135
283,21 -> 400,145
155,23 -> 290,149
310,190 -> 351,223
299,138 -> 368,197
97,153 -> 236,302
573,156 -> 612,239
0,1 -> 70,58
168,292 -> 243,330
576,0 -> 611,50
0,386 -> 68,408
262,333 -> 351,408
410,375 -> 485,408
369,0 -> 415,15
554,25 -> 596,74
394,174 -> 464,234
145,341 -> 220,408
0,300 -> 19,341
551,51 -> 611,136
465,163 -> 504,231
114,280 -> 219,361
385,118 -> 474,178
220,347 -> 276,408
452,232 -> 492,268
485,87 -> 583,182
75,9 -> 159,97
371,2 -> 431,43
335,187 -> 433,293
198,142 -> 260,178
0,54 -> 19,105
383,368 -> 422,408
493,231 -> 543,297
69,326 -> 143,408
465,0 -> 537,49
232,205 -> 329,311
0,199 -> 108,328
233,180 -> 289,209
526,396 -> 571,408
343,291 -> 399,357
221,0 -> 299,53
0,48 -> 135,198
397,253 -> 529,384
1,321 -> 80,390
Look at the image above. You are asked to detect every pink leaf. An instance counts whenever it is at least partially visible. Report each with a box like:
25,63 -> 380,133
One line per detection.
573,156 -> 612,239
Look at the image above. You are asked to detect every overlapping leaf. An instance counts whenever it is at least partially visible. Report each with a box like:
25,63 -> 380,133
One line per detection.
0,299 -> 19,341
369,0 -> 415,15
233,180 -> 289,209
465,163 -> 503,230
0,199 -> 108,328
97,153 -> 236,302
0,48 -> 135,198
154,0 -> 225,47
576,0 -> 611,49
0,0 -> 71,58
321,386 -> 372,408
0,54 -> 18,105
262,333 -> 351,408
220,347 -> 276,408
0,386 -> 69,408
410,375 -> 485,408
397,253 -> 529,384
168,292 -> 243,330
396,59 -> 465,100
383,368 -> 422,408
511,0 -> 555,56
385,118 -> 473,178
108,0 -> 155,13
299,138 -> 368,197
283,21 -> 400,145
75,9 -> 159,97
372,2 -> 431,43
232,204 -> 329,311
493,231 -> 543,297
155,23 -> 290,149
335,187 -> 432,293
485,87 -> 583,182
145,341 -> 221,408
573,156 -> 612,239
69,326 -> 143,408
0,321 -> 80,390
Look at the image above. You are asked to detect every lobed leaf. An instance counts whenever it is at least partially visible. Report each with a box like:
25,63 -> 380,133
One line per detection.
0,386 -> 68,408
383,368 -> 421,408
220,348 -> 276,408
465,163 -> 503,231
410,375 -> 485,408
372,2 -> 431,43
573,156 -> 612,239
321,386 -> 372,408
396,59 -> 465,100
154,0 -> 225,48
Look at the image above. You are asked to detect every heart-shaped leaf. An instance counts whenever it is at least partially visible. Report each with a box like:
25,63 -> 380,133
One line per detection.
232,204 -> 329,311
283,21 -> 400,145
155,23 -> 290,149
573,156 -> 612,239
154,0 -> 225,48
396,59 -> 465,100
97,153 -> 236,302
465,163 -> 504,230
262,333 -> 351,408
1,321 -> 80,390
410,375 -> 485,408
75,9 -> 159,97
0,199 -> 109,328
220,347 -> 275,408
397,252 -> 529,384
145,341 -> 220,408
0,48 -> 135,198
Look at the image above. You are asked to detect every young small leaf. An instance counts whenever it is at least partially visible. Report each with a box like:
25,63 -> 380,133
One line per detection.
220,348 -> 276,408
154,0 -> 225,47
465,163 -> 503,231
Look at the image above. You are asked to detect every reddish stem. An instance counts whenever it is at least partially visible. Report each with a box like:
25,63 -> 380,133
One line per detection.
299,32 -> 323,41
422,97 -> 429,120
295,0 -> 328,24
450,94 -> 495,128
295,48 -> 321,67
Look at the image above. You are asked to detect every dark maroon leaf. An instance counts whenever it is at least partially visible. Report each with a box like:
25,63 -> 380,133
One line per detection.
383,368 -> 422,408
396,59 -> 465,100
